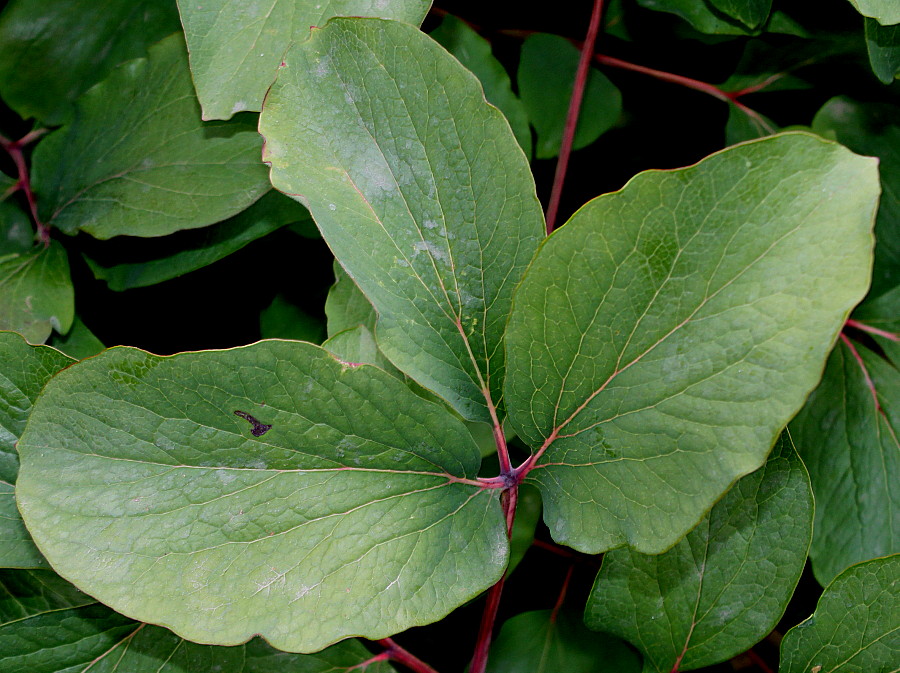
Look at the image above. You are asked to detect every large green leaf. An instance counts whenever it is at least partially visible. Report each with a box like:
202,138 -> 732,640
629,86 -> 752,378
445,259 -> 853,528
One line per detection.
865,18 -> 900,84
260,295 -> 326,343
585,435 -> 813,671
430,14 -> 532,158
485,609 -> 641,673
86,191 -> 310,291
780,554 -> 899,673
0,244 -> 73,344
177,0 -> 431,120
31,33 -> 270,240
707,0 -> 772,29
812,98 -> 899,318
517,34 -> 622,160
848,0 -> 900,25
260,18 -> 545,423
0,0 -> 181,126
15,341 -> 507,652
791,339 -> 900,585
505,132 -> 879,554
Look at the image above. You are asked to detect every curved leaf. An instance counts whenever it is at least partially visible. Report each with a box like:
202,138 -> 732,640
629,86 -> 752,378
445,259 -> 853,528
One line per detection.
31,33 -> 270,240
780,554 -> 899,673
865,19 -> 900,84
15,341 -> 507,652
848,0 -> 900,25
0,243 -> 73,344
0,0 -> 180,126
585,435 -> 813,671
260,18 -> 544,422
505,132 -> 879,554
707,0 -> 772,29
177,0 -> 431,120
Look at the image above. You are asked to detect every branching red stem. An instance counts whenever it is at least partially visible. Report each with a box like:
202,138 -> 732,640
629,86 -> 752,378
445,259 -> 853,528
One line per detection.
845,318 -> 900,342
0,129 -> 49,246
545,0 -> 605,234
840,333 -> 880,411
376,638 -> 441,673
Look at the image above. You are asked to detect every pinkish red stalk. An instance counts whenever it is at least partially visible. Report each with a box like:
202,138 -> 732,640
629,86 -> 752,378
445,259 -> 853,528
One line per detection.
545,0 -> 606,234
0,129 -> 49,246
550,564 -> 575,622
376,638 -> 441,673
840,333 -> 880,411
845,318 -> 900,342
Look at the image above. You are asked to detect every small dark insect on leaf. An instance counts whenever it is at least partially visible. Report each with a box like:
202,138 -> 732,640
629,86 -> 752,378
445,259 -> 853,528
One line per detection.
234,410 -> 273,437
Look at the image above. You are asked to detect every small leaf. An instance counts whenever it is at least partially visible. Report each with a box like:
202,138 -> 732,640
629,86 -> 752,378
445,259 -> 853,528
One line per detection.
326,262 -> 378,338
177,0 -> 431,120
847,0 -> 900,25
725,103 -> 777,145
46,316 -> 104,360
16,341 -> 507,652
430,14 -> 532,157
86,191 -> 310,291
505,132 -> 879,554
865,18 -> 900,84
0,243 -> 74,344
0,199 -> 33,256
517,34 -> 622,159
31,33 -> 271,240
261,18 -> 544,423
486,609 -> 641,673
707,0 -> 772,29
780,554 -> 899,673
260,295 -> 325,343
585,435 -> 813,671
0,0 -> 180,125
790,338 -> 900,585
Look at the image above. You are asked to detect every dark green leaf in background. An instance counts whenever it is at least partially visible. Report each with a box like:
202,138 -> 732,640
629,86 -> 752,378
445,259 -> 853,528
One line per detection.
585,435 -> 813,671
46,317 -> 104,361
780,554 -> 899,673
725,103 -> 777,145
0,243 -> 73,344
259,295 -> 325,343
791,339 -> 900,585
86,191 -> 310,291
16,341 -> 507,652
707,0 -> 772,29
0,0 -> 181,126
485,609 -> 641,673
261,18 -> 545,423
31,33 -> 270,240
505,133 -> 878,554
0,569 -> 94,622
637,0 -> 756,35
326,262 -> 378,338
517,33 -> 622,160
323,325 -> 400,375
177,0 -> 432,120
430,14 -> 532,158
0,198 -> 33,256
865,18 -> 900,84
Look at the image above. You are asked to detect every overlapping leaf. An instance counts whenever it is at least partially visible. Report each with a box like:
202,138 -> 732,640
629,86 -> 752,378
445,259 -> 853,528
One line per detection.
260,18 -> 545,422
505,133 -> 878,554
0,0 -> 181,125
780,554 -> 899,673
707,0 -> 772,29
791,338 -> 900,585
0,243 -> 73,344
177,0 -> 431,120
636,0 -> 801,35
585,436 -> 813,671
326,263 -> 378,338
865,19 -> 900,84
15,341 -> 507,652
31,33 -> 270,240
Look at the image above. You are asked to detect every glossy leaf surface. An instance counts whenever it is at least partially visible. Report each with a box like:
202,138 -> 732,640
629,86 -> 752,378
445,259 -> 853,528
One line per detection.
0,243 -> 73,344
585,436 -> 813,671
0,0 -> 180,125
780,554 -> 899,673
31,33 -> 270,240
505,133 -> 878,554
261,18 -> 545,422
16,341 -> 507,652
177,0 -> 431,120
791,339 -> 900,585
517,34 -> 622,159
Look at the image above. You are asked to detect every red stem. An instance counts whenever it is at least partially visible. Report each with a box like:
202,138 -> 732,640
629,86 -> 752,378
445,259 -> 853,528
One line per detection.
545,0 -> 605,234
0,129 -> 49,246
532,537 -> 575,557
375,638 -> 441,673
550,564 -> 575,622
744,647 -> 776,673
840,333 -> 880,411
845,318 -> 900,342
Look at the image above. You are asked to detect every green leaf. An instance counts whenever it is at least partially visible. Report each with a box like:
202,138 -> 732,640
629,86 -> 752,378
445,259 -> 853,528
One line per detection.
16,341 -> 507,652
0,243 -> 74,344
790,339 -> 900,585
326,262 -> 378,338
637,0 -> 755,35
847,0 -> 900,25
780,554 -> 900,673
0,0 -> 180,126
0,569 -> 95,623
812,97 -> 899,300
517,34 -> 622,160
46,317 -> 104,361
1,482 -> 45,568
707,0 -> 772,29
486,609 -> 641,673
430,14 -> 532,158
505,132 -> 879,554
86,191 -> 310,291
31,33 -> 271,240
260,295 -> 325,343
865,18 -> 900,84
725,103 -> 777,145
323,325 -> 401,375
177,0 -> 432,120
0,199 -> 33,256
260,18 -> 544,423
585,435 -> 813,671
854,283 -> 900,333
